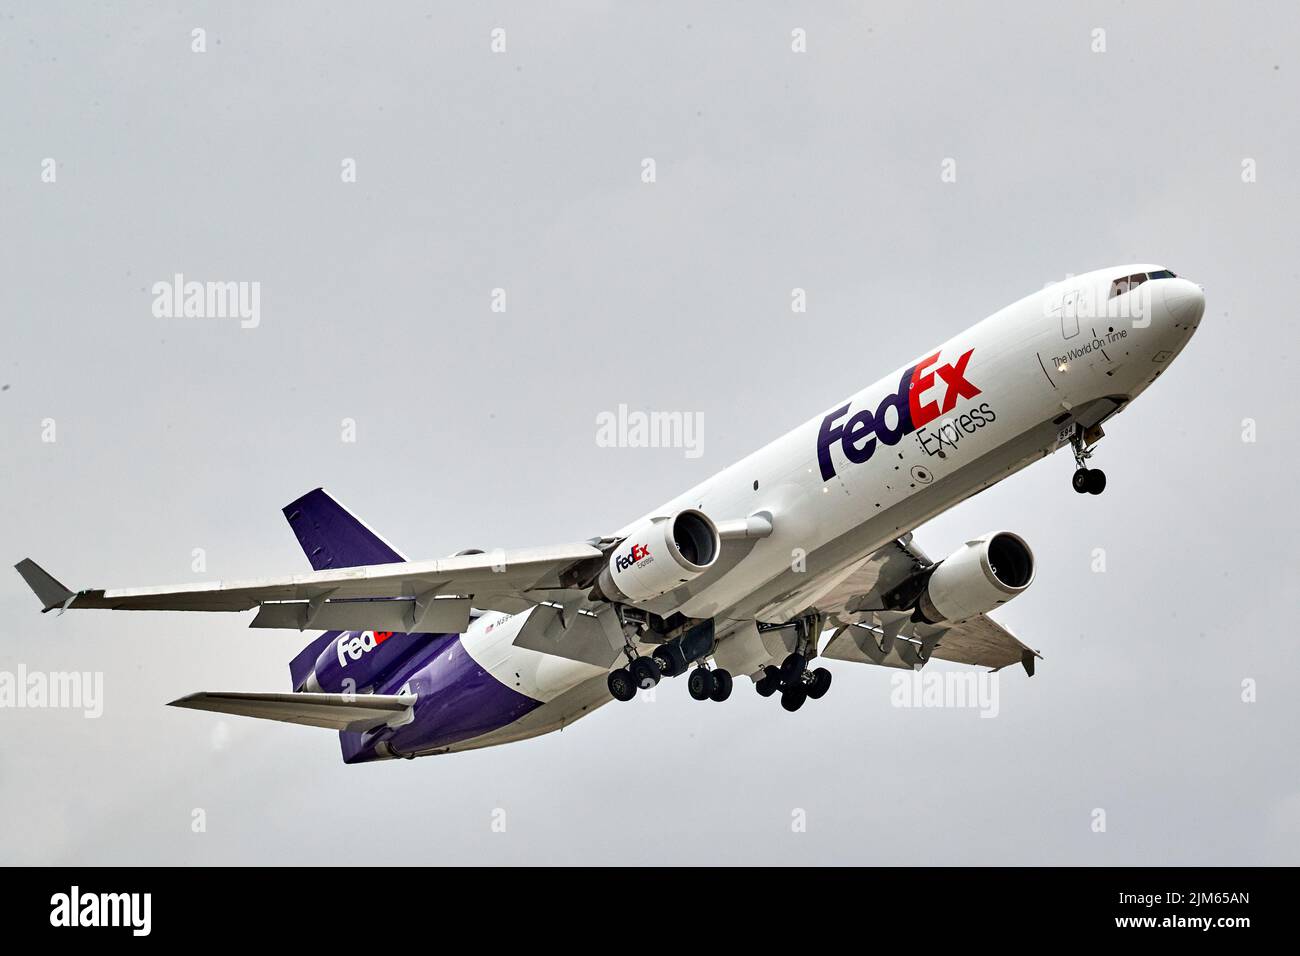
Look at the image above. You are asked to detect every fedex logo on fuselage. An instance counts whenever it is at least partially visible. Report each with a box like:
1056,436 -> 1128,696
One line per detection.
817,348 -> 981,480
337,630 -> 395,667
615,543 -> 651,572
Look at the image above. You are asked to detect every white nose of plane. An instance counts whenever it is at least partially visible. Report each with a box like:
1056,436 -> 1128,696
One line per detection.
1161,278 -> 1205,328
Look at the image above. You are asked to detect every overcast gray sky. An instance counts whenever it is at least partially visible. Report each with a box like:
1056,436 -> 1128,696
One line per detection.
2,1 -> 1297,865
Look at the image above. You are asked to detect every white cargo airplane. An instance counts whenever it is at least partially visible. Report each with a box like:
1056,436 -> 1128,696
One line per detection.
16,264 -> 1204,761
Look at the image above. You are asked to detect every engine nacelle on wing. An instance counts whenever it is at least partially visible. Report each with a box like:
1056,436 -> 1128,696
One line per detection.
915,531 -> 1035,624
595,509 -> 721,605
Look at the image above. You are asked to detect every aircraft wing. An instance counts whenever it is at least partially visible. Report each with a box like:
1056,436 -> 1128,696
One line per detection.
815,537 -> 1041,674
14,544 -> 604,634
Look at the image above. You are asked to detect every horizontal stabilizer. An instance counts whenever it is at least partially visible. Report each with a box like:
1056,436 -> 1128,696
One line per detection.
14,559 -> 74,612
168,691 -> 416,732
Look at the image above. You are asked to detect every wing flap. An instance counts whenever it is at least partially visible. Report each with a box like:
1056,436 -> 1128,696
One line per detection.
248,596 -> 471,633
813,536 -> 1041,674
823,623 -> 928,670
168,691 -> 416,732
823,616 -> 1037,672
511,604 -> 623,668
926,614 -> 1038,671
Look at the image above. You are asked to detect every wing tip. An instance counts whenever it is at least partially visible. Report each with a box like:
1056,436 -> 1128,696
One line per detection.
1020,648 -> 1038,677
14,558 -> 74,612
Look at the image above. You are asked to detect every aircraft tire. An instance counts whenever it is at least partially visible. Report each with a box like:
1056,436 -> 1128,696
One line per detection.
780,652 -> 806,684
780,684 -> 808,712
630,656 -> 661,690
687,667 -> 715,701
608,668 -> 637,702
709,669 -> 733,702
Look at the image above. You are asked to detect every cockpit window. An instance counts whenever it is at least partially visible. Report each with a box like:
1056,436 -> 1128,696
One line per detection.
1147,269 -> 1177,280
1109,273 -> 1148,298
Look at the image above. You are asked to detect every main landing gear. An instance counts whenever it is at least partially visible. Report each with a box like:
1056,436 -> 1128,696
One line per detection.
755,613 -> 833,712
605,608 -> 732,703
1069,425 -> 1106,495
608,657 -> 734,703
687,665 -> 733,702
606,646 -> 664,702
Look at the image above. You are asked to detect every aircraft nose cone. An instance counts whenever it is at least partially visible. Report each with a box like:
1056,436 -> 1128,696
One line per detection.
1162,279 -> 1205,328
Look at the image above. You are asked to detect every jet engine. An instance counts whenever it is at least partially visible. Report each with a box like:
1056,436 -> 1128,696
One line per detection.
914,531 -> 1035,624
595,509 -> 721,605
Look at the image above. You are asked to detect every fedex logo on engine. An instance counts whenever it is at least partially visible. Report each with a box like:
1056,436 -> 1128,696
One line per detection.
817,348 -> 982,480
615,543 -> 651,572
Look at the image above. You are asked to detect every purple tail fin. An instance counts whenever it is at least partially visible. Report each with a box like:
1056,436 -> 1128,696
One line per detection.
282,488 -> 406,571
283,488 -> 409,690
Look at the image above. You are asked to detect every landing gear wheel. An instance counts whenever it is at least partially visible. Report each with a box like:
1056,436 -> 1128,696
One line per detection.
807,667 -> 833,700
1086,469 -> 1107,495
652,644 -> 687,679
687,667 -> 715,701
630,656 -> 661,690
1072,468 -> 1091,494
780,652 -> 806,685
755,666 -> 780,697
709,669 -> 733,702
607,668 -> 637,702
780,683 -> 808,712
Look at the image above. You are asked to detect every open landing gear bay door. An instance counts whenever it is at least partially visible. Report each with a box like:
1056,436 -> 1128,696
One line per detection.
815,538 -> 1041,674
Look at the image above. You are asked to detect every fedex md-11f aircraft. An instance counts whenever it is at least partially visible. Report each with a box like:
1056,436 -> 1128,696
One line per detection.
16,264 -> 1204,762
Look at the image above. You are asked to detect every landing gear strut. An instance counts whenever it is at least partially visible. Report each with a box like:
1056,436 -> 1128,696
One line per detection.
605,607 -> 732,703
758,612 -> 834,712
606,607 -> 661,700
1069,425 -> 1106,495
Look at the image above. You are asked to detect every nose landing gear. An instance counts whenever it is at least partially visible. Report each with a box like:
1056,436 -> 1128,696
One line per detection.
1069,425 -> 1106,495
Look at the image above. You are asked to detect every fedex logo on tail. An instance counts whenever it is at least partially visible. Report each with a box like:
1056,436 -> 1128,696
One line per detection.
817,348 -> 982,480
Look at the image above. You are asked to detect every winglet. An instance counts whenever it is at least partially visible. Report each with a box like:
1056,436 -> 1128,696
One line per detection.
14,559 -> 75,612
1020,648 -> 1037,678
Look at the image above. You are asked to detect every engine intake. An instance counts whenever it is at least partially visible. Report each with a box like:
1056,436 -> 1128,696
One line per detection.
595,509 -> 721,605
915,531 -> 1035,624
